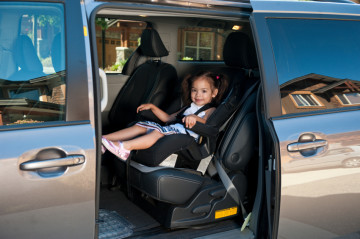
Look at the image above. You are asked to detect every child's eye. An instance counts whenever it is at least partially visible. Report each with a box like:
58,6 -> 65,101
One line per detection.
191,89 -> 197,92
202,90 -> 207,93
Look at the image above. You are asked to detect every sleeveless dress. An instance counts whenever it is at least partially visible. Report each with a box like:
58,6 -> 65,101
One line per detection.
136,103 -> 207,140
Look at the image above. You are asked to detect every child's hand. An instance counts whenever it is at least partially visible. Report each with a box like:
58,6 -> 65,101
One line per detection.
182,115 -> 197,129
137,104 -> 153,113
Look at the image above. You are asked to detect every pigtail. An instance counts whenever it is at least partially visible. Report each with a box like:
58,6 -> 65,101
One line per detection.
212,73 -> 228,105
181,73 -> 193,105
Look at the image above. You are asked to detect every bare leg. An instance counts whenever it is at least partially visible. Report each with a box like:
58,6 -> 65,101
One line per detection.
103,125 -> 147,141
122,130 -> 164,150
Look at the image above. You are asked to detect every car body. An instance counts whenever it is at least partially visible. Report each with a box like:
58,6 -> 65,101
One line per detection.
0,0 -> 359,238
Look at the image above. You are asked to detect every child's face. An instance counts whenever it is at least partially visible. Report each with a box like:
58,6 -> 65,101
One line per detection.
191,76 -> 218,106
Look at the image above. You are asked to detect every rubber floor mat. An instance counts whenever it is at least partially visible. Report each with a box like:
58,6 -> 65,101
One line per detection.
98,209 -> 135,239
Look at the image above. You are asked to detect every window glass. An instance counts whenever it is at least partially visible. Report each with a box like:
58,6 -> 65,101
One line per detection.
95,18 -> 146,73
0,2 -> 65,126
178,27 -> 229,61
267,19 -> 360,115
337,93 -> 360,105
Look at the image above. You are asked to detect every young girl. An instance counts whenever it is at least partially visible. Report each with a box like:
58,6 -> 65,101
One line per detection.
102,71 -> 228,160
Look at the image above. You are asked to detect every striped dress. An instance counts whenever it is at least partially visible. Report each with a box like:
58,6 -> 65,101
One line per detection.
136,103 -> 207,140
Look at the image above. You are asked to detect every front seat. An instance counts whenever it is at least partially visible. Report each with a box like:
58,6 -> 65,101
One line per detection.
126,32 -> 259,228
107,28 -> 179,131
10,35 -> 45,81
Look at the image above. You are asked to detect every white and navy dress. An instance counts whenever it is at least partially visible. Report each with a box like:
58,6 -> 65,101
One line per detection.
136,103 -> 208,140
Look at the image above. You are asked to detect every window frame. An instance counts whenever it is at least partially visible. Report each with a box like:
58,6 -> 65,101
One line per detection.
336,93 -> 360,106
183,31 -> 214,61
289,91 -> 324,109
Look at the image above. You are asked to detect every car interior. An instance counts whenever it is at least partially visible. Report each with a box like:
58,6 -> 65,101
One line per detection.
95,6 -> 263,238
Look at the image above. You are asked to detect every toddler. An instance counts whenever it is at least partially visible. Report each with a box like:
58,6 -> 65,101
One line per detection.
102,71 -> 228,160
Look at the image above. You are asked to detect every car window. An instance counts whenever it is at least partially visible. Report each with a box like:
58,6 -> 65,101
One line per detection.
95,18 -> 146,73
0,2 -> 65,126
267,18 -> 360,115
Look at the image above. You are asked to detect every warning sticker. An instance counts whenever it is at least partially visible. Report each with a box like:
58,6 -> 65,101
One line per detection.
215,207 -> 238,219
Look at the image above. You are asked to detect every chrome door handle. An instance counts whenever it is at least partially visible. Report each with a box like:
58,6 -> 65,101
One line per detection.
20,155 -> 85,171
287,140 -> 327,152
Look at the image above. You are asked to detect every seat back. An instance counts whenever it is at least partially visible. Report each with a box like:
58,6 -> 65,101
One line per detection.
178,32 -> 259,162
108,28 -> 178,131
132,32 -> 258,167
10,35 -> 45,81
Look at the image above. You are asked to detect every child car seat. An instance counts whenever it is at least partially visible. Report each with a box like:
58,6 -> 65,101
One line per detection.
107,27 -> 179,131
131,31 -> 258,167
125,32 -> 259,228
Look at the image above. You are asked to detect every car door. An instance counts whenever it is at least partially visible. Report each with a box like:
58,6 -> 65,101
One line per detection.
251,1 -> 360,238
0,1 -> 96,238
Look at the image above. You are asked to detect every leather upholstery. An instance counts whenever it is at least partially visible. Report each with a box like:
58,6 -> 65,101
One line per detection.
10,35 -> 45,81
108,28 -> 178,131
126,32 -> 258,229
223,31 -> 257,69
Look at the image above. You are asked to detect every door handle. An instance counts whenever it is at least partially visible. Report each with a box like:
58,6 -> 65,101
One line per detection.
20,155 -> 85,171
287,140 -> 327,152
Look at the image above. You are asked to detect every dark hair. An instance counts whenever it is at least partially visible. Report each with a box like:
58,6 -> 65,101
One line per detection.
181,71 -> 229,106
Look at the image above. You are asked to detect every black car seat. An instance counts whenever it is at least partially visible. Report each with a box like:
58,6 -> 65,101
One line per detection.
107,27 -> 179,131
9,35 -> 45,81
131,32 -> 258,167
125,32 -> 259,228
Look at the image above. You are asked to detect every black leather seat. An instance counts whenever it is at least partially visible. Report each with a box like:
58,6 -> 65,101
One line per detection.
132,32 -> 258,167
107,28 -> 179,131
10,35 -> 45,81
126,32 -> 259,228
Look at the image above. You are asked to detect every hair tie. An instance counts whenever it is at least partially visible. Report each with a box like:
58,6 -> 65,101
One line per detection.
216,75 -> 220,80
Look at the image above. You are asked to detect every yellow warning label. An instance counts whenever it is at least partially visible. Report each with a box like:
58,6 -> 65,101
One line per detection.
83,26 -> 88,37
215,207 -> 238,219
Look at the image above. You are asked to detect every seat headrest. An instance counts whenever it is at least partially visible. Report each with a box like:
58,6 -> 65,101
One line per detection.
140,28 -> 169,57
223,32 -> 257,69
14,35 -> 43,72
51,33 -> 65,72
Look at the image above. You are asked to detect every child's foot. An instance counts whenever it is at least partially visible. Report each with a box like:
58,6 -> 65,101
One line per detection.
101,137 -> 131,161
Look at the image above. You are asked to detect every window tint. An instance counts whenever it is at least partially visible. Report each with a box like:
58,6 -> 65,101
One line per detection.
267,19 -> 360,115
95,18 -> 146,73
0,2 -> 65,126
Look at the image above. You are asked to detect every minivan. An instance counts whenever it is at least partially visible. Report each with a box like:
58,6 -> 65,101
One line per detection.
0,0 -> 360,238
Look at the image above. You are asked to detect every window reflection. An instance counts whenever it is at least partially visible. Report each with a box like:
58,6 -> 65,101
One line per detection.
0,2 -> 65,126
267,19 -> 360,115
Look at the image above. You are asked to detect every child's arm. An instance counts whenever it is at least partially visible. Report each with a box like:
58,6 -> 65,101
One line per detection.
137,103 -> 177,123
182,107 -> 216,129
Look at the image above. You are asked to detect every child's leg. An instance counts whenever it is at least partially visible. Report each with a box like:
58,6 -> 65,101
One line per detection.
123,130 -> 164,150
103,125 -> 147,141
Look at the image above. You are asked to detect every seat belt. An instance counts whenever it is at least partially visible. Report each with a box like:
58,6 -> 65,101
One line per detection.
207,82 -> 260,230
213,157 -> 251,231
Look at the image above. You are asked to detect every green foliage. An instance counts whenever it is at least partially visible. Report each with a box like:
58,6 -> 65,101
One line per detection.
96,18 -> 109,30
182,56 -> 194,61
38,15 -> 61,27
107,59 -> 128,72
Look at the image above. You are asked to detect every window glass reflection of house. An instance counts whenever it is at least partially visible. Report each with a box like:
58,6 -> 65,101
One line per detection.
280,73 -> 360,115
